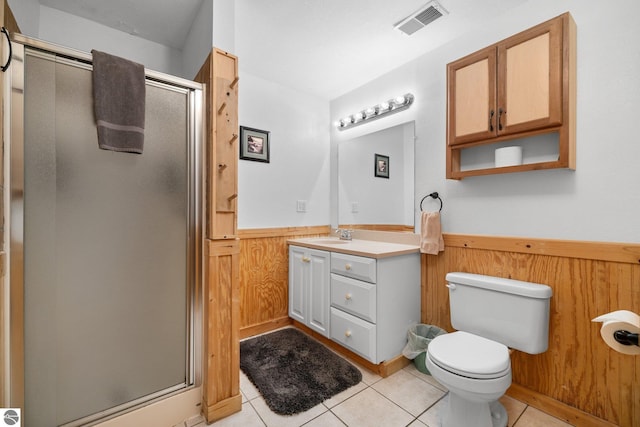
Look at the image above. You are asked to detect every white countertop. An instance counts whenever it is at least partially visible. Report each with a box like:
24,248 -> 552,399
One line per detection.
287,237 -> 420,259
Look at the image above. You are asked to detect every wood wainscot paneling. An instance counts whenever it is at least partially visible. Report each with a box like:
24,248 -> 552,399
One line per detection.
238,226 -> 330,338
338,224 -> 415,233
423,234 -> 640,427
202,239 -> 241,423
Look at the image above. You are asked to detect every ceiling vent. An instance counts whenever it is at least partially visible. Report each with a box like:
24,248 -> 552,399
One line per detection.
394,1 -> 449,36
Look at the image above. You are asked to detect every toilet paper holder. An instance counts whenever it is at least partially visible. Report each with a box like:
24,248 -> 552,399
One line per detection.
614,330 -> 639,347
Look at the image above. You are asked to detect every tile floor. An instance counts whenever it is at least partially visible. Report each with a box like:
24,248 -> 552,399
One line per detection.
180,332 -> 574,427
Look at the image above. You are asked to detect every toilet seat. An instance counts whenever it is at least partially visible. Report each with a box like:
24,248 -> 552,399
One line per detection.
428,331 -> 510,379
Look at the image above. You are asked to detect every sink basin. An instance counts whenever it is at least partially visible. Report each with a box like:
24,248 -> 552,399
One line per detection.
313,239 -> 350,245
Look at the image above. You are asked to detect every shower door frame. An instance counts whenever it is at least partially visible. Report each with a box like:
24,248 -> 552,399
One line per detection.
6,34 -> 204,425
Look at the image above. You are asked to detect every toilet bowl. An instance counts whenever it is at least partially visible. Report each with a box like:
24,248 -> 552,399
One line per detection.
425,331 -> 511,427
426,272 -> 553,427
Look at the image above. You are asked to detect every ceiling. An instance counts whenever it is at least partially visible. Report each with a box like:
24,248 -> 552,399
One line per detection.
37,0 -> 529,100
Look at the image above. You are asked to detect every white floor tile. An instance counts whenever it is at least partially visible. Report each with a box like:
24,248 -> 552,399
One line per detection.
515,406 -> 574,427
240,371 -> 261,401
303,411 -> 347,427
209,402 -> 265,427
500,394 -> 527,427
231,333 -> 573,427
372,369 -> 446,416
322,381 -> 368,409
351,363 -> 383,386
249,396 -> 327,427
403,362 -> 448,392
417,393 -> 447,427
331,387 -> 414,427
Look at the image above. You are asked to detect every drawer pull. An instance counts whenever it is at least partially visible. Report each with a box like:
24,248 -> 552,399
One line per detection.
302,256 -> 311,263
345,263 -> 352,271
345,293 -> 352,300
345,330 -> 352,338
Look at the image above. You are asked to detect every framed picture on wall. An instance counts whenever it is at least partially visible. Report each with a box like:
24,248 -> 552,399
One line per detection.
374,153 -> 389,178
240,126 -> 270,163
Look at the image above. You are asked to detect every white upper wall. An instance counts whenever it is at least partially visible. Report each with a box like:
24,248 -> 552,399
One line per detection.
182,0 -> 214,80
8,1 -> 219,80
331,0 -> 640,244
237,72 -> 330,229
7,0 -> 40,36
212,0 -> 235,54
182,0 -> 236,80
21,5 -> 183,77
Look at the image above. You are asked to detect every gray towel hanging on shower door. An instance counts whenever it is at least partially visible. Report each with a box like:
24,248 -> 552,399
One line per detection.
91,49 -> 146,154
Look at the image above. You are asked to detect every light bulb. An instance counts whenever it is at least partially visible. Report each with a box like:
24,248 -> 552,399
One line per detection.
395,95 -> 406,105
379,102 -> 390,111
354,112 -> 364,121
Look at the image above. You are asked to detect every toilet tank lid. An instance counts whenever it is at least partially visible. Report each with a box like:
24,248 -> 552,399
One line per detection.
446,272 -> 552,299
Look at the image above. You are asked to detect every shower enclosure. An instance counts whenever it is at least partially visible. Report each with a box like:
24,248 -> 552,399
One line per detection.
6,35 -> 203,426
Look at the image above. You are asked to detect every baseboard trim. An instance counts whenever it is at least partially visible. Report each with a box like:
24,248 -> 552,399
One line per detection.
202,393 -> 242,424
292,321 -> 408,378
239,317 -> 292,340
506,383 -> 615,427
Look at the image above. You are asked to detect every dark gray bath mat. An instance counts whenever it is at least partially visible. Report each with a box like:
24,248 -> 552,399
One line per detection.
240,327 -> 362,415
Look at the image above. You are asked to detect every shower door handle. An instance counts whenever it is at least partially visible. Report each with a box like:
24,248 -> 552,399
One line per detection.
1,27 -> 12,72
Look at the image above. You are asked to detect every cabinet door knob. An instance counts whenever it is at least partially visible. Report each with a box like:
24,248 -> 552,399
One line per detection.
345,293 -> 352,300
345,263 -> 352,271
302,256 -> 311,263
345,330 -> 352,338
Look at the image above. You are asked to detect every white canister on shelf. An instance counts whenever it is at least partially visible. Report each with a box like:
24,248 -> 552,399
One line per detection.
495,146 -> 523,167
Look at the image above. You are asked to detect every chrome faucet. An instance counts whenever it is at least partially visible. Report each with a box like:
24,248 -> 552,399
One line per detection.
335,228 -> 353,241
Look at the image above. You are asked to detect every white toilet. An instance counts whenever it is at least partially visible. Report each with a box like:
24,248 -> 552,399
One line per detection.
424,272 -> 552,427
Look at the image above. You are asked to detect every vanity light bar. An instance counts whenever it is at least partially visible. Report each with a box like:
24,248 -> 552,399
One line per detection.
335,93 -> 414,131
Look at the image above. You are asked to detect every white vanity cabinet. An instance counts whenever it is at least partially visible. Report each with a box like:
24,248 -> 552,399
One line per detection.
329,251 -> 420,364
288,245 -> 331,337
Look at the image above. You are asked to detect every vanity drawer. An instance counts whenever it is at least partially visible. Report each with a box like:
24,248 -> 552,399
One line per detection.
331,252 -> 376,283
331,273 -> 376,322
330,307 -> 376,362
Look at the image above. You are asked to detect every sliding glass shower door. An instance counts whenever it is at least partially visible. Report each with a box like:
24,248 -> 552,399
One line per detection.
10,40 -> 202,426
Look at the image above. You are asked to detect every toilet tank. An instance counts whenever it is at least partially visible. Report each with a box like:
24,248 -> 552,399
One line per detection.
446,272 -> 553,354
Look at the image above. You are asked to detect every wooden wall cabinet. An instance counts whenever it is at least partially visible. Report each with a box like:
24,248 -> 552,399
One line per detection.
447,12 -> 576,179
194,49 -> 241,424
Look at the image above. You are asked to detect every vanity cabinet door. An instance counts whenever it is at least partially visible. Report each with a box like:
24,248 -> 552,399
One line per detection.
307,250 -> 331,336
288,246 -> 307,324
288,245 -> 330,337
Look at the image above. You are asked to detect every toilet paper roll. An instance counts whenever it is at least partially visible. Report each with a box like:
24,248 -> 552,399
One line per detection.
592,310 -> 640,355
495,146 -> 523,167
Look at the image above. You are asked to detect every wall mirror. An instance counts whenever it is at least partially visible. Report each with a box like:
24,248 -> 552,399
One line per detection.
338,121 -> 415,232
